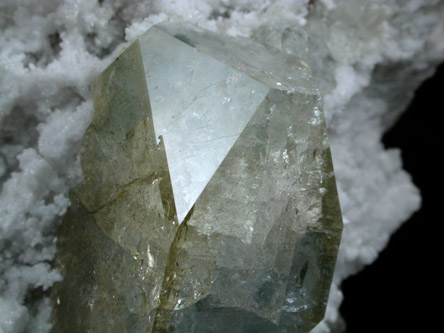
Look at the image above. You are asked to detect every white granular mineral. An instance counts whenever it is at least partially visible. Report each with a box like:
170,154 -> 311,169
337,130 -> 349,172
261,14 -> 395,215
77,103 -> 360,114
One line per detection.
0,1 -> 443,332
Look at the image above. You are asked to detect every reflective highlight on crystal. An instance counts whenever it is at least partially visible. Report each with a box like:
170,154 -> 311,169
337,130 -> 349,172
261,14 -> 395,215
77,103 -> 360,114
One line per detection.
140,28 -> 269,223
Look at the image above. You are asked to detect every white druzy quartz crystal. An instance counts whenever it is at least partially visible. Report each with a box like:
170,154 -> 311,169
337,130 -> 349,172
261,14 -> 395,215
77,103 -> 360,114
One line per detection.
0,0 -> 443,332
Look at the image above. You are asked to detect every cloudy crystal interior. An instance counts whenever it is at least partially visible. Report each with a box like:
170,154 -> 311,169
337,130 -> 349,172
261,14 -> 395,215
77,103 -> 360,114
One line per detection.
51,23 -> 343,333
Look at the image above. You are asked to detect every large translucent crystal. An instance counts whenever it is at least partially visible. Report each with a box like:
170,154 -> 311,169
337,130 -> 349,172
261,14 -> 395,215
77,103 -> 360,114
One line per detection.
51,23 -> 342,332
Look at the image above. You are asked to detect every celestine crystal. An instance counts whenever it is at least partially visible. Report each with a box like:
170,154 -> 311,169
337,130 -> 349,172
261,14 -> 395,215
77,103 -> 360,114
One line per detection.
51,23 -> 343,332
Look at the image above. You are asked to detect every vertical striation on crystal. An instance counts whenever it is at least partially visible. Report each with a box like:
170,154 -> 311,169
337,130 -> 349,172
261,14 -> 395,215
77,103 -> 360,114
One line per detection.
51,23 -> 342,333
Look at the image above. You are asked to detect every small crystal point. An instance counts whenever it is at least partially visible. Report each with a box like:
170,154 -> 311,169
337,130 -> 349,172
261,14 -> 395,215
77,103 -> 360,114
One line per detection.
52,23 -> 342,333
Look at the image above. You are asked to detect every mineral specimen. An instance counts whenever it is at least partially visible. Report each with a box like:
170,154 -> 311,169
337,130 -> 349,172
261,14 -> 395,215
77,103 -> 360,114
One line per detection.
51,23 -> 342,332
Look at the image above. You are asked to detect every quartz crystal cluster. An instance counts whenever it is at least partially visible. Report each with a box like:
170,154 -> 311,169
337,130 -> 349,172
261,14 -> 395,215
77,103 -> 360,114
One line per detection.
51,23 -> 342,332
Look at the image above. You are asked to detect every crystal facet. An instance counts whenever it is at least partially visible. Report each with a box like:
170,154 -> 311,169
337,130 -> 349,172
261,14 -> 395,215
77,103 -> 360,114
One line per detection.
52,23 -> 343,333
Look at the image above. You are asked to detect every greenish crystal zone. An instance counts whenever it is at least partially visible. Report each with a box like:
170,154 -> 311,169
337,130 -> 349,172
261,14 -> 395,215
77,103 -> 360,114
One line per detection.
51,23 -> 342,333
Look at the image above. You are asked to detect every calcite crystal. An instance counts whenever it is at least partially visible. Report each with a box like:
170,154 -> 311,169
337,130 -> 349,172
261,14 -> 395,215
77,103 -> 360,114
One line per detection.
51,23 -> 342,332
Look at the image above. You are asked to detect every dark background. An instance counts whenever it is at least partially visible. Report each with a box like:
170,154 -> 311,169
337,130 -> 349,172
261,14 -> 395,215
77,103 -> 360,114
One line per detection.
340,64 -> 443,332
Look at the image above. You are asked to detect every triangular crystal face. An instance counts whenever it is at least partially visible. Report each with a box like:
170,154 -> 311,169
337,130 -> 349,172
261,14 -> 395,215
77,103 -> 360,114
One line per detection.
139,28 -> 269,223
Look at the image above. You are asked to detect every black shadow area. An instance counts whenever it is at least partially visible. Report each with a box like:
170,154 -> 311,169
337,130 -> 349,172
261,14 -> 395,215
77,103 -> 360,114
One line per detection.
339,63 -> 444,333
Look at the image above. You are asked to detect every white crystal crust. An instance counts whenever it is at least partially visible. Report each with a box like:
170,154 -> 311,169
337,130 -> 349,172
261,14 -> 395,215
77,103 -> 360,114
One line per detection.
0,0 -> 443,332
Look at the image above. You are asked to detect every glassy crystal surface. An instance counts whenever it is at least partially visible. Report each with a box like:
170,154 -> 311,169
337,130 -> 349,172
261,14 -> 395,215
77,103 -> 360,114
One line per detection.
51,23 -> 343,333
253,25 -> 337,95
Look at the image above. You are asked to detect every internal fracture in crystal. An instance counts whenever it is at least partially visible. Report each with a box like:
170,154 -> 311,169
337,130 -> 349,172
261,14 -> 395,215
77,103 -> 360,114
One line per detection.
51,23 -> 343,333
